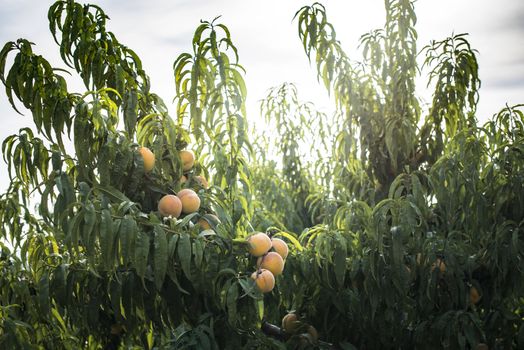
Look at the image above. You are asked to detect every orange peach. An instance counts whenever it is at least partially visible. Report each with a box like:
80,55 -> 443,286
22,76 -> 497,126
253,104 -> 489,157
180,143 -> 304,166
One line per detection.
138,147 -> 155,172
158,195 -> 182,218
179,192 -> 200,214
177,188 -> 195,199
431,258 -> 446,275
198,218 -> 211,230
195,175 -> 209,189
179,150 -> 195,172
271,238 -> 289,259
282,313 -> 301,334
257,252 -> 285,276
247,233 -> 272,257
307,325 -> 319,343
251,269 -> 275,293
197,214 -> 220,230
470,286 -> 481,305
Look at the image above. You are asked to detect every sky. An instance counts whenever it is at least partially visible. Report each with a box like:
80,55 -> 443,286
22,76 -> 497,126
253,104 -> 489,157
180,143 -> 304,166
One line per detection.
0,0 -> 523,191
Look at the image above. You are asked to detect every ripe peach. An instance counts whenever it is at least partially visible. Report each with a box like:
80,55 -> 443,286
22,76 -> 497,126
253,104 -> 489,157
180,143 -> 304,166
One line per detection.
257,252 -> 285,276
271,238 -> 289,259
177,188 -> 195,199
179,150 -> 195,172
470,286 -> 481,305
307,325 -> 319,343
197,214 -> 220,230
431,258 -> 446,275
247,233 -> 272,257
251,269 -> 275,293
198,218 -> 211,230
195,175 -> 209,189
158,195 -> 182,218
138,147 -> 155,172
180,193 -> 200,214
179,175 -> 187,184
282,313 -> 300,334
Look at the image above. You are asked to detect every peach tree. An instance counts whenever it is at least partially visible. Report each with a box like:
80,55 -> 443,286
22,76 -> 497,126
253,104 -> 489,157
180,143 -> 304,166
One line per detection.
250,1 -> 524,349
1,0 -> 524,349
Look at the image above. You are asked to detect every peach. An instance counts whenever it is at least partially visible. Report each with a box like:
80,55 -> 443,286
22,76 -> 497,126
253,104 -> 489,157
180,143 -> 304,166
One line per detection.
197,214 -> 220,230
179,175 -> 187,184
198,218 -> 211,230
470,286 -> 481,305
307,325 -> 319,343
179,150 -> 195,172
177,188 -> 195,199
251,269 -> 275,293
138,147 -> 155,172
431,258 -> 446,275
247,233 -> 272,257
158,195 -> 182,218
282,313 -> 300,334
194,175 -> 209,189
271,238 -> 289,259
180,193 -> 200,214
257,252 -> 285,276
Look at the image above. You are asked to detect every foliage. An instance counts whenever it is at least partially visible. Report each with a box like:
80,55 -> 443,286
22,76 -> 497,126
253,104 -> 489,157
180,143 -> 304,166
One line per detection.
0,1 -> 263,349
250,83 -> 334,233
173,17 -> 253,233
1,0 -> 523,349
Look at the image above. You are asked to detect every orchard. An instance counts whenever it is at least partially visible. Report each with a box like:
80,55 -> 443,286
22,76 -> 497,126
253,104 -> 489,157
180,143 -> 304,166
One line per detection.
0,1 -> 523,349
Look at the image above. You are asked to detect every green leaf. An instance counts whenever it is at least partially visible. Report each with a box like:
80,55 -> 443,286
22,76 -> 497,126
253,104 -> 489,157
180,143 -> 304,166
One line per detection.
518,323 -> 524,349
153,225 -> 168,290
226,282 -> 239,325
178,232 -> 192,281
134,228 -> 150,281
273,231 -> 303,251
38,273 -> 51,316
123,89 -> 138,136
120,215 -> 137,265
333,233 -> 347,287
109,277 -> 123,322
83,201 -> 97,259
51,264 -> 67,306
238,277 -> 260,299
176,212 -> 199,227
193,238 -> 204,269
100,208 -> 114,270
168,233 -> 179,260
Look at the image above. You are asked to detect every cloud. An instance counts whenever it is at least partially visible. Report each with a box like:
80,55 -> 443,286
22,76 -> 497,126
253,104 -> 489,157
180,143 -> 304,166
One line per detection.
485,60 -> 524,88
500,2 -> 524,31
488,76 -> 524,88
156,34 -> 194,47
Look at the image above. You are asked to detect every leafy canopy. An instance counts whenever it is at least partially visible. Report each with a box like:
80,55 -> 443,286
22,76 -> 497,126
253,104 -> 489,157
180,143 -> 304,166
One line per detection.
1,1 -> 523,349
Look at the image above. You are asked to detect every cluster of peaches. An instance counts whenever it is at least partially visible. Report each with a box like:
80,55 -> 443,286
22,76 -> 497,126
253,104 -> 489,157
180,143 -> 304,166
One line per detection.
247,232 -> 289,293
139,146 -> 293,296
138,146 -> 207,220
281,312 -> 319,345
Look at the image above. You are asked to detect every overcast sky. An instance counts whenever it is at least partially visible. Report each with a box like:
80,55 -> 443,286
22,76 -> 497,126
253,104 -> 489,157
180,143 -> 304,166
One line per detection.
0,0 -> 523,191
